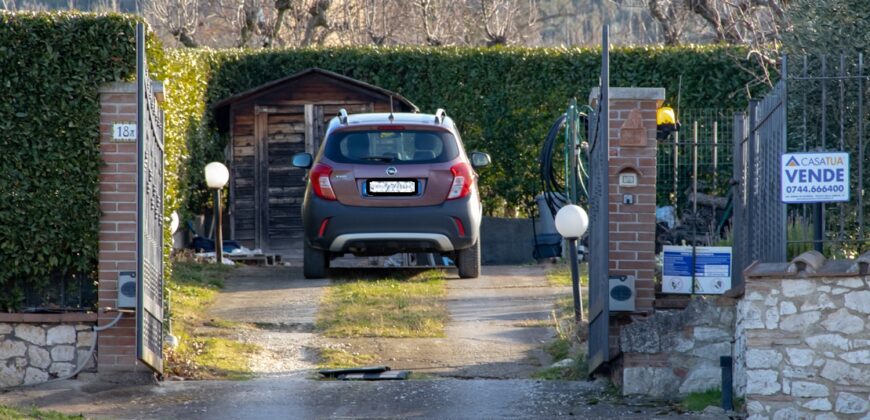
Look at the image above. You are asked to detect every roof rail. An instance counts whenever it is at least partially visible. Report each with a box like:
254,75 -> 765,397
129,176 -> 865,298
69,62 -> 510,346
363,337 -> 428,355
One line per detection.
338,108 -> 349,124
434,108 -> 446,124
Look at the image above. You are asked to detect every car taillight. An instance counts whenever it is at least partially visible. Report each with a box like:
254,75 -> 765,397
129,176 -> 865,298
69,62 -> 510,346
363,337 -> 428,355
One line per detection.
447,162 -> 473,200
311,163 -> 336,201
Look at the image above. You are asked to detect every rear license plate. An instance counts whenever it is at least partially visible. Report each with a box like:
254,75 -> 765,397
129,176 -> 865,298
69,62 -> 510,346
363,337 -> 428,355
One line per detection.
366,179 -> 418,196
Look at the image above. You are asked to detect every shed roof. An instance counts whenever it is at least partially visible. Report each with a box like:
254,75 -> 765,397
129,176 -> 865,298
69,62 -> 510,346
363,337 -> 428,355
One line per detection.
212,68 -> 418,131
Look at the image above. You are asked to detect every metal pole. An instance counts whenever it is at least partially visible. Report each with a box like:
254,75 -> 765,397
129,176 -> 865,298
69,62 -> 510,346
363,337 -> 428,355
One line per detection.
713,120 -> 718,191
721,356 -> 734,410
691,121 -> 698,292
569,238 -> 583,322
215,189 -> 223,264
859,53 -> 865,249
816,56 -> 828,253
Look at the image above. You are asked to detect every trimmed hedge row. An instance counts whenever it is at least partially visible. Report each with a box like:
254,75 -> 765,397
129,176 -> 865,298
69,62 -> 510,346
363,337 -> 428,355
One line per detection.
0,12 -> 146,310
164,45 -> 769,215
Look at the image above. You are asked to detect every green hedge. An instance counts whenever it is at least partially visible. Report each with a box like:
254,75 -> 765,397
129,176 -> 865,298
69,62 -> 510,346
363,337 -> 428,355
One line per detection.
164,45 -> 769,216
0,13 -> 163,310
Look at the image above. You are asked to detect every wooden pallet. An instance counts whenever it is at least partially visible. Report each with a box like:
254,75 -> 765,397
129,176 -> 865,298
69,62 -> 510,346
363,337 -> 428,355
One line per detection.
226,253 -> 282,266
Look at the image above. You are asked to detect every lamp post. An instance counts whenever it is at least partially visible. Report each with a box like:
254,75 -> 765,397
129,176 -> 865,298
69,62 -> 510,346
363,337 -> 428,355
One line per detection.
205,162 -> 229,264
555,204 -> 589,322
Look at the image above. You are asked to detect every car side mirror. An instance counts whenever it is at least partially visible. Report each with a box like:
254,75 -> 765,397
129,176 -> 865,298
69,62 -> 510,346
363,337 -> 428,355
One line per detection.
470,152 -> 491,169
291,152 -> 313,169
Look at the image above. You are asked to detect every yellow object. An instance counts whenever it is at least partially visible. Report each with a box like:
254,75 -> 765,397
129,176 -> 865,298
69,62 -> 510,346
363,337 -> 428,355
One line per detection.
657,106 -> 676,126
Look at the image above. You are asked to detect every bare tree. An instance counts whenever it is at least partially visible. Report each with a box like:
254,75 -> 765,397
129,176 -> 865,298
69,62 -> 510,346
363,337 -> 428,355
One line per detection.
648,0 -> 686,45
144,0 -> 202,47
477,0 -> 538,46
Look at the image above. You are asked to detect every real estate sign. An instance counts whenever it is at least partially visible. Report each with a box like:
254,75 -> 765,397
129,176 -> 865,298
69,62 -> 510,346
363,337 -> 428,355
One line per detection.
662,245 -> 732,295
781,152 -> 850,203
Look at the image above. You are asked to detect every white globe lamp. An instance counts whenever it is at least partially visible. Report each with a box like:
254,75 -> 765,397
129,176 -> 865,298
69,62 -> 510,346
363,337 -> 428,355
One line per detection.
554,204 -> 589,322
204,162 -> 229,264
555,205 -> 589,239
204,162 -> 229,189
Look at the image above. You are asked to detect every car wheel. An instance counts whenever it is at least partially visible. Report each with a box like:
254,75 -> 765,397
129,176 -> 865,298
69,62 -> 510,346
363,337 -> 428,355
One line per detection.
303,242 -> 329,279
456,240 -> 480,279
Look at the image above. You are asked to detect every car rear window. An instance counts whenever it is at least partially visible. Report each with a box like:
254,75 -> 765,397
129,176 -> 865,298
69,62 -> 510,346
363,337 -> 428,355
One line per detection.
324,130 -> 459,164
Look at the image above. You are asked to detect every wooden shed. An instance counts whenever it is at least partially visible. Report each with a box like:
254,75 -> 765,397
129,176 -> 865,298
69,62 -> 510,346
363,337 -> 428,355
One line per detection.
213,68 -> 418,252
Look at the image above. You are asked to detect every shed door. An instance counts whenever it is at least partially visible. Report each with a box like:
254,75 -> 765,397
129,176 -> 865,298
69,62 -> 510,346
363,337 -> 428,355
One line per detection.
257,106 -> 307,250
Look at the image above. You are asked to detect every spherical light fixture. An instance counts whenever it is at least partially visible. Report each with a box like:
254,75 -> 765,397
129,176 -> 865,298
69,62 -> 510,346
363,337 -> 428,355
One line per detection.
555,205 -> 589,239
204,162 -> 229,189
204,161 -> 229,264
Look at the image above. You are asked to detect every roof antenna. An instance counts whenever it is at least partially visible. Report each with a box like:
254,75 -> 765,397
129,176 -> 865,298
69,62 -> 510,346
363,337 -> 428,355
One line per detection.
389,95 -> 395,122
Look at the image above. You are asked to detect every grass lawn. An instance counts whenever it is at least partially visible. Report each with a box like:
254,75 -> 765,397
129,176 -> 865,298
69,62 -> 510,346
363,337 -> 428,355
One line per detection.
532,279 -> 590,381
316,269 -> 448,338
317,348 -> 378,369
681,389 -> 721,411
165,261 -> 258,380
0,406 -> 83,420
546,265 -> 589,287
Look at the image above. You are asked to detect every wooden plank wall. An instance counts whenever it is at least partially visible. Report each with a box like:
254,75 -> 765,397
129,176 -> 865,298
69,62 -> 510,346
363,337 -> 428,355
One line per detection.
232,112 -> 256,246
263,107 -> 307,248
229,86 -> 396,250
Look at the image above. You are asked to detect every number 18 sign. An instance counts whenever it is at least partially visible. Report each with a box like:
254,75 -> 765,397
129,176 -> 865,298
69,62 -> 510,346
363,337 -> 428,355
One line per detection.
112,123 -> 137,143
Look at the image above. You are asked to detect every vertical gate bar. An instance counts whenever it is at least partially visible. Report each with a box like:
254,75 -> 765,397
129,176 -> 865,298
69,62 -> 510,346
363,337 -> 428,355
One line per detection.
859,53 -> 865,248
779,58 -> 788,262
838,55 -> 846,247
587,24 -> 610,375
814,56 -> 828,253
713,120 -> 718,191
674,129 -> 679,210
801,56 -> 809,246
732,112 -> 745,289
748,100 -> 758,262
135,22 -> 145,368
599,23 -> 610,369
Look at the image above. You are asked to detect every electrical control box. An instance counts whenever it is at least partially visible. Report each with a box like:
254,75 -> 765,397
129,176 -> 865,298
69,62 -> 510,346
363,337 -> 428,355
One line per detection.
118,271 -> 137,309
609,275 -> 636,312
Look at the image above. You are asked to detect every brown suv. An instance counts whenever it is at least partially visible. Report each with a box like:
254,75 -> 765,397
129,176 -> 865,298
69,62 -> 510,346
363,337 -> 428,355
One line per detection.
291,109 -> 490,279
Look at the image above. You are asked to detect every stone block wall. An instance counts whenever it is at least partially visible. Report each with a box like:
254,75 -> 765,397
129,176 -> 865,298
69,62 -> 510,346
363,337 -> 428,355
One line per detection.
616,297 -> 737,398
741,258 -> 870,418
0,318 -> 96,387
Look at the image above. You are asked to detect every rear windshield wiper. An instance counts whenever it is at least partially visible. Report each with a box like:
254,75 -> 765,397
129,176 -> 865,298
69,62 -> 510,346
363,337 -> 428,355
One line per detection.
359,156 -> 395,162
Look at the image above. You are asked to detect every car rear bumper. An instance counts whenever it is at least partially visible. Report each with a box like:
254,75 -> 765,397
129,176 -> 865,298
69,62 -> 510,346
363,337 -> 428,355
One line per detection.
303,196 -> 481,255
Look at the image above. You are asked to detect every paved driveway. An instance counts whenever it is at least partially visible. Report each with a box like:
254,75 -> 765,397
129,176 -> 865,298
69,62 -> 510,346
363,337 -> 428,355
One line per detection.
0,264 -> 709,418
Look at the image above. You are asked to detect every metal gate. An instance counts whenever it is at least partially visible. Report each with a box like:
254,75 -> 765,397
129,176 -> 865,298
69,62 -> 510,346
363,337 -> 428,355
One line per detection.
586,26 -> 610,375
730,54 -> 870,286
136,23 -> 164,374
731,79 -> 787,289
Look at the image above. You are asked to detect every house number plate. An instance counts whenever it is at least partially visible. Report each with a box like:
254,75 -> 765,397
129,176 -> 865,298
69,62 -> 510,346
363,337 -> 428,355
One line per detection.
113,123 -> 137,142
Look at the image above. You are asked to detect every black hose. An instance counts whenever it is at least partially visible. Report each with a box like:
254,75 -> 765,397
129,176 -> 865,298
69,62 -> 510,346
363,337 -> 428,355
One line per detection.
538,112 -> 590,220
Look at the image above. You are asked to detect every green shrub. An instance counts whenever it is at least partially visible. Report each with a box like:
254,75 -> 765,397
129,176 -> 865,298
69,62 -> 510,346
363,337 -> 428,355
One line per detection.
0,12 -> 142,310
163,45 -> 769,216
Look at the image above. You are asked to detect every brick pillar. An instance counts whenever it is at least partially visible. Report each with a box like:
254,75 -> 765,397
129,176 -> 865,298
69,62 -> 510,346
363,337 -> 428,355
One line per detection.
97,81 -> 163,374
591,87 -> 664,314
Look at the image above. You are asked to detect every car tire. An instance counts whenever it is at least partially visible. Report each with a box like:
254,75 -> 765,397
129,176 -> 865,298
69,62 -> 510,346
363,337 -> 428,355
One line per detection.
303,243 -> 329,279
456,240 -> 480,279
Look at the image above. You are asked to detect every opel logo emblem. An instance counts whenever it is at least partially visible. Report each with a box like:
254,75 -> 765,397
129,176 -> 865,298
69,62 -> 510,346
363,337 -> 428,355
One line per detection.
386,167 -> 398,176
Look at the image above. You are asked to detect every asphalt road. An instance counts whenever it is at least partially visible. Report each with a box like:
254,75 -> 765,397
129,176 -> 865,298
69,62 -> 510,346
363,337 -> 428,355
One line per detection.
0,377 -> 702,419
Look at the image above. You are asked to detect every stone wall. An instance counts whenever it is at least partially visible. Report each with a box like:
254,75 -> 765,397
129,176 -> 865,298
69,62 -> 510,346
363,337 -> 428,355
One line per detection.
741,255 -> 870,419
0,321 -> 96,387
616,296 -> 737,398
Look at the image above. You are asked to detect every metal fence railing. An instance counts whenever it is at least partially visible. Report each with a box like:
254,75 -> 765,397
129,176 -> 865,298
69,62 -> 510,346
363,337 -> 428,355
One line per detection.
657,109 -> 737,211
784,54 -> 869,258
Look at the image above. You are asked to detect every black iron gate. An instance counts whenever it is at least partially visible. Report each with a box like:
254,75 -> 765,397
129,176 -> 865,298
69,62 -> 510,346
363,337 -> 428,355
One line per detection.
731,54 -> 870,285
731,79 -> 788,289
136,23 -> 164,374
586,26 -> 610,375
